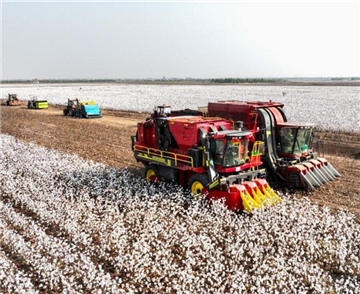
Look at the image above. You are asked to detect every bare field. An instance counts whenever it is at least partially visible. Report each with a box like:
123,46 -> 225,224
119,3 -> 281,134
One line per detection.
0,103 -> 146,172
1,103 -> 360,219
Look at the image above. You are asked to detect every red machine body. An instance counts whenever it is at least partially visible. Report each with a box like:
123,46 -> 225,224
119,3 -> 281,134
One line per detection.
208,100 -> 284,131
137,116 -> 232,153
207,100 -> 340,190
132,109 -> 281,212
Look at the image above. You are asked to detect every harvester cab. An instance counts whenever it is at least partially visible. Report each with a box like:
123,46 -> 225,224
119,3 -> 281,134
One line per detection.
152,105 -> 172,118
276,123 -> 314,159
202,129 -> 255,186
6,93 -> 21,106
132,110 -> 281,213
27,96 -> 49,109
207,100 -> 340,190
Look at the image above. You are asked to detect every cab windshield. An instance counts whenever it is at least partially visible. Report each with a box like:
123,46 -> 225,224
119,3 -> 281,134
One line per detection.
279,127 -> 312,155
210,138 -> 247,167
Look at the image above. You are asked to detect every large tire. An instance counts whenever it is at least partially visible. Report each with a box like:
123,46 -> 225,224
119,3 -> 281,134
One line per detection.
145,165 -> 158,182
188,174 -> 210,197
63,109 -> 68,116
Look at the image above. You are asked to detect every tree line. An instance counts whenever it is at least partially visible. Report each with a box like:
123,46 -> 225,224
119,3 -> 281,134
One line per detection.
210,78 -> 285,84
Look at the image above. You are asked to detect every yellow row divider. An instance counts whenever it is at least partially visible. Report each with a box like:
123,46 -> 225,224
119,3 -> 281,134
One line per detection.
266,186 -> 283,203
255,187 -> 274,206
237,187 -> 262,213
248,188 -> 264,208
258,185 -> 282,205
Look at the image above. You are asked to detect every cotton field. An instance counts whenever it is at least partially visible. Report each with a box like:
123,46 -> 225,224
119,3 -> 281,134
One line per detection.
0,133 -> 359,293
2,84 -> 360,132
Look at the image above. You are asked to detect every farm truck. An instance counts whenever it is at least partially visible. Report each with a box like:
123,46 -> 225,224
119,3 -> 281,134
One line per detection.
206,100 -> 340,190
6,94 -> 21,106
63,99 -> 102,118
27,97 -> 49,109
131,108 -> 281,212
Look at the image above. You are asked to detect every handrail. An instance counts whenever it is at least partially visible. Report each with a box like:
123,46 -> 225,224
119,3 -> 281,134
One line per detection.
134,145 -> 194,167
251,141 -> 264,156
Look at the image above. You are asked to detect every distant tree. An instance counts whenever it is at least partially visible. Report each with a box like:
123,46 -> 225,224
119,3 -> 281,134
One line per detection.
210,78 -> 284,84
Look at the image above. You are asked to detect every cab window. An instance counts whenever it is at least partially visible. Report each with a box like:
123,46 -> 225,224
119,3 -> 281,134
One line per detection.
210,140 -> 226,165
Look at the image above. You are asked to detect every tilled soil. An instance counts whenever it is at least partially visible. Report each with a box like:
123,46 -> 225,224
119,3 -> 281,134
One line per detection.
0,103 -> 147,173
1,103 -> 360,218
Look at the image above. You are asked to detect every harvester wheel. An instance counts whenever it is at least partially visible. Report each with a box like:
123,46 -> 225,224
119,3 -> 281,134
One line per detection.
63,109 -> 68,116
145,165 -> 158,182
188,174 -> 209,198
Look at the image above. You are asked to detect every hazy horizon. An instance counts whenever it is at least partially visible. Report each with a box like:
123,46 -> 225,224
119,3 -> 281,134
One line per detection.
1,76 -> 360,82
2,2 -> 359,80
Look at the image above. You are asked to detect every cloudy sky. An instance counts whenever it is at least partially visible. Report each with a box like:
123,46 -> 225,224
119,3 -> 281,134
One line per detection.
1,1 -> 359,79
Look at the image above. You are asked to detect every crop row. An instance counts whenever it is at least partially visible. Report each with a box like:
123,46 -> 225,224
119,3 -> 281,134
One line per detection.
0,198 -> 120,293
0,244 -> 38,294
0,133 -> 359,293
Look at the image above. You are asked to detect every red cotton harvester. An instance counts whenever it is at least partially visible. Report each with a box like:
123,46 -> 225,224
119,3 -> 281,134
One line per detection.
207,101 -> 340,190
131,106 -> 281,213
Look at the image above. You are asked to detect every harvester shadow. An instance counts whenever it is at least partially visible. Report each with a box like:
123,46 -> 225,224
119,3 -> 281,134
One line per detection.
56,166 -> 247,216
56,166 -> 189,202
127,166 -> 142,177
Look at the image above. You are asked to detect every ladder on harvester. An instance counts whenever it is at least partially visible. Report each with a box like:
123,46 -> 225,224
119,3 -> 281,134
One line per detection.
250,141 -> 264,171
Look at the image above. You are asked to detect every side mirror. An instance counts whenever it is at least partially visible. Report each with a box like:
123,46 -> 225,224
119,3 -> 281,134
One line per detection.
198,128 -> 207,147
204,150 -> 210,161
205,140 -> 211,151
259,143 -> 265,154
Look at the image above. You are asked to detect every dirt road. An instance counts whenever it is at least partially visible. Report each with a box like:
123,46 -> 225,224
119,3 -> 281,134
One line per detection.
1,103 -> 360,218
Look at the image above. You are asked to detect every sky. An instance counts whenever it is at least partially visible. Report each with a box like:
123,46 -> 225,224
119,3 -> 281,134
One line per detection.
1,1 -> 359,80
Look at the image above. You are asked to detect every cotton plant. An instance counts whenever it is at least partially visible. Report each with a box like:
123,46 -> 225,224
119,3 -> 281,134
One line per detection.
0,201 -> 120,293
0,249 -> 39,294
0,219 -> 75,293
0,133 -> 359,293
